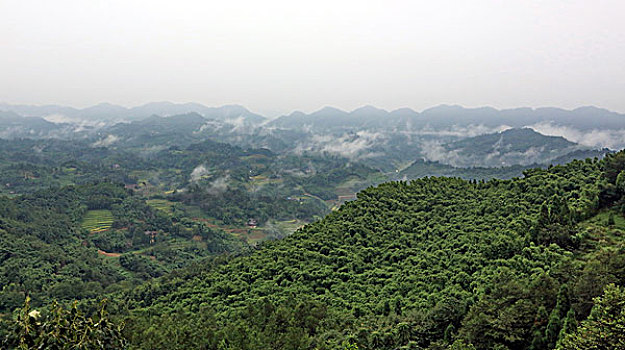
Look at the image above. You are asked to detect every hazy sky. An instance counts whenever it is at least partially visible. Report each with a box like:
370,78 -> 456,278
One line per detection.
1,0 -> 624,116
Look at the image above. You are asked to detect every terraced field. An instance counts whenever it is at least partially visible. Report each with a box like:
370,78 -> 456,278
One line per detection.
81,209 -> 114,233
146,199 -> 176,214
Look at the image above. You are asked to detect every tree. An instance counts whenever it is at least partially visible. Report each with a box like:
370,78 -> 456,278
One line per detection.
559,284 -> 625,349
616,171 -> 625,193
528,306 -> 548,350
545,308 -> 562,349
603,152 -> 625,184
608,212 -> 615,226
2,297 -> 126,349
546,285 -> 571,348
556,309 -> 577,348
448,339 -> 476,350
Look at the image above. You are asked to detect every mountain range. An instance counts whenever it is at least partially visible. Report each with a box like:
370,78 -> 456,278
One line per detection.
2,102 -> 624,131
0,102 -> 265,124
1,102 -> 623,169
268,104 -> 625,132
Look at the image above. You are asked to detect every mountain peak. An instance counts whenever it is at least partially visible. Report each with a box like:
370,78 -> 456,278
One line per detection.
390,107 -> 418,115
351,105 -> 387,114
314,106 -> 347,115
572,105 -> 616,115
500,127 -> 541,135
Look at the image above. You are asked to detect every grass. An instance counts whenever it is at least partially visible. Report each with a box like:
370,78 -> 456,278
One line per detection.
246,229 -> 269,245
240,154 -> 270,161
269,219 -> 307,237
146,199 -> 176,214
81,209 -> 114,233
184,204 -> 209,219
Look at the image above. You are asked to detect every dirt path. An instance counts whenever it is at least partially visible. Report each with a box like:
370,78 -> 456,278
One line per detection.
97,249 -> 121,257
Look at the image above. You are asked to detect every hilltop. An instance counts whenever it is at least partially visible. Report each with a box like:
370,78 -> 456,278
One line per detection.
428,128 -> 580,167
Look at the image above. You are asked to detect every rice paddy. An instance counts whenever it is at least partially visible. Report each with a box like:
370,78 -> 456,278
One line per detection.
81,209 -> 114,233
146,199 -> 176,214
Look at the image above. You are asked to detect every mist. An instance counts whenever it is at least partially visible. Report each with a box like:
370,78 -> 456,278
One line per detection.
529,122 -> 625,150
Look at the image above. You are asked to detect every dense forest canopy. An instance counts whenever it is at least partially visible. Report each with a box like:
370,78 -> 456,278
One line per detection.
107,155 -> 624,349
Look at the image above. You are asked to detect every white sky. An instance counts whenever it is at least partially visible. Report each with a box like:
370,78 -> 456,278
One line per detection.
1,0 -> 624,116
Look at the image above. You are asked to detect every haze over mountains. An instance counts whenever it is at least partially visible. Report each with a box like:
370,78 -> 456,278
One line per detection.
3,102 -> 625,130
427,128 -> 578,168
269,104 -> 625,131
0,102 -> 266,124
0,101 -> 621,171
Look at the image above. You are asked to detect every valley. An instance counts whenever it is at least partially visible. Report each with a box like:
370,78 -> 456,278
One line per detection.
0,103 -> 624,349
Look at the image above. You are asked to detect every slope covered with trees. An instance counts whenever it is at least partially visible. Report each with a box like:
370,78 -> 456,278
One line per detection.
0,182 -> 244,318
89,153 -> 625,349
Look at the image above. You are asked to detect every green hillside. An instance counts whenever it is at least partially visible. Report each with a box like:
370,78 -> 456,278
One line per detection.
440,128 -> 582,167
102,153 -> 625,349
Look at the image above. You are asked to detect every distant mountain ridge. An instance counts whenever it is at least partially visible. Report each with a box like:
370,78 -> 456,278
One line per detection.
0,102 -> 265,124
269,104 -> 625,131
3,102 -> 624,131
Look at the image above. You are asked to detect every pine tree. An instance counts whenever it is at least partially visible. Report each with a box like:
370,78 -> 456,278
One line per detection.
444,324 -> 456,344
556,308 -> 577,348
546,285 -> 570,348
529,306 -> 548,350
545,308 -> 562,349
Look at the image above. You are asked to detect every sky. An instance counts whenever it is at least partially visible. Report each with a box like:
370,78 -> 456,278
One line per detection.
1,0 -> 624,116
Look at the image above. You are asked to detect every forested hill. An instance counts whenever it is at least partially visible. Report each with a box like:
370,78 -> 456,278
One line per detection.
440,128 -> 580,167
103,153 -> 625,349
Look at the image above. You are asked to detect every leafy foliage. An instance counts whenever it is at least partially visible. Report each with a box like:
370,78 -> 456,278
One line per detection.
2,297 -> 126,349
559,283 -> 625,349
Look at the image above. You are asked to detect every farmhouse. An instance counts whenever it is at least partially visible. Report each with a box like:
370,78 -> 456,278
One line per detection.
246,219 -> 258,228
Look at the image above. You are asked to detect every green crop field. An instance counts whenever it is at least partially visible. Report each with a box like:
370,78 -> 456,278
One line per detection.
146,199 -> 175,214
81,209 -> 114,233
